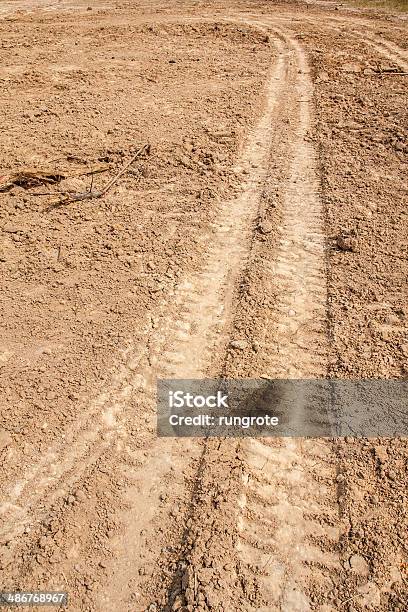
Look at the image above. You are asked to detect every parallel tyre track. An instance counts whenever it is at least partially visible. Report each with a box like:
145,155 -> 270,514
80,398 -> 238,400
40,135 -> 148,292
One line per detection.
117,17 -> 340,611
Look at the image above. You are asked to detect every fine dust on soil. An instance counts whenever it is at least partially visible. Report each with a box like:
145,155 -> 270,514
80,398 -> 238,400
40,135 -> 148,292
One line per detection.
0,1 -> 407,612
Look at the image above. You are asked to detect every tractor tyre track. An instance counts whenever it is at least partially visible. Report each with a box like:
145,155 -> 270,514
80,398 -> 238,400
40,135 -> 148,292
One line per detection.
130,21 -> 340,612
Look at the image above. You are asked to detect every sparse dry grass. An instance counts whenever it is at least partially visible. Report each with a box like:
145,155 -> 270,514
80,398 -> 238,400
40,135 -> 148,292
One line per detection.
348,0 -> 408,12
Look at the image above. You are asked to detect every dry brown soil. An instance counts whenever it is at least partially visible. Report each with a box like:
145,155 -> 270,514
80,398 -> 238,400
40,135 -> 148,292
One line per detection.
0,1 -> 407,611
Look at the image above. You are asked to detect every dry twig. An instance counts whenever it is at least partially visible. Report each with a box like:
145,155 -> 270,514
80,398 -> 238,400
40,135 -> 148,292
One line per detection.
47,144 -> 150,207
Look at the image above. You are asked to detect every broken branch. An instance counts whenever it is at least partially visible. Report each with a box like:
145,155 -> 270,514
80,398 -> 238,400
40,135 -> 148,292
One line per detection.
45,143 -> 150,208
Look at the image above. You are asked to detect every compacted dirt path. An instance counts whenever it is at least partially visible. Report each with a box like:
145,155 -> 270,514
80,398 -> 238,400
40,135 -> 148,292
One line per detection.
0,1 -> 407,611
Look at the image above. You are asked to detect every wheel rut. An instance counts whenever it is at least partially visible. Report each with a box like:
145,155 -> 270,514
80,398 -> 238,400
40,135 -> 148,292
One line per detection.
123,18 -> 340,612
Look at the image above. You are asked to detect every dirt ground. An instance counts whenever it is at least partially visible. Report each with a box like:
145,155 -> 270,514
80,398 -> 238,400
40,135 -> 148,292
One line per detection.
0,0 -> 407,611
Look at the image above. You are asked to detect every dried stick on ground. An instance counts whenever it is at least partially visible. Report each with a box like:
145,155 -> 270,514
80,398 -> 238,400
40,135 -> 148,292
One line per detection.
36,144 -> 150,207
97,143 -> 150,197
59,143 -> 150,204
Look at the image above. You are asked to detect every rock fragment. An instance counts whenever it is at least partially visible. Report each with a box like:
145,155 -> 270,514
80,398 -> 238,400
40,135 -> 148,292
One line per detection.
230,339 -> 248,350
